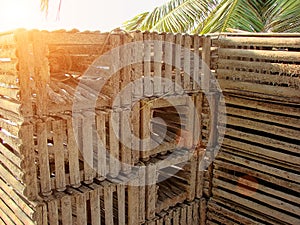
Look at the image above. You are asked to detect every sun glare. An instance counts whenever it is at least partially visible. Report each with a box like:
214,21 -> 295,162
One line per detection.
0,0 -> 42,31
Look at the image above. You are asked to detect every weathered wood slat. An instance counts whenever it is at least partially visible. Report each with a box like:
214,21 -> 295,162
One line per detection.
175,33 -> 182,94
0,47 -> 17,59
219,79 -> 300,102
183,34 -> 192,91
0,206 -> 15,225
89,188 -> 101,225
120,110 -> 131,174
61,195 -> 73,225
48,199 -> 59,225
37,122 -> 52,196
109,111 -> 120,177
218,58 -> 300,75
117,184 -> 126,225
18,125 -> 38,200
146,163 -> 157,220
164,33 -> 174,94
201,37 -> 211,92
104,185 -> 114,225
144,32 -> 153,97
0,33 -> 16,45
96,112 -> 107,180
76,193 -> 87,225
66,117 -> 81,187
0,74 -> 19,86
153,32 -> 163,96
52,120 -> 66,191
128,176 -> 139,225
0,61 -> 18,75
192,35 -> 201,90
217,69 -> 300,88
218,36 -> 300,47
131,31 -> 143,99
219,48 -> 300,62
82,112 -> 95,184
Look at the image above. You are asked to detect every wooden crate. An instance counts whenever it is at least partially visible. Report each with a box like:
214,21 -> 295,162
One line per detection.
215,34 -> 300,103
140,149 -> 198,220
209,147 -> 300,224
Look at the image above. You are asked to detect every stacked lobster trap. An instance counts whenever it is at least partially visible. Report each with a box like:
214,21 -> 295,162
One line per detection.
208,34 -> 300,224
0,29 -> 220,224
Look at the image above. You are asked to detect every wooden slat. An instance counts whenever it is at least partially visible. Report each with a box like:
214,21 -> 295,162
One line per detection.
128,176 -> 139,225
110,34 -> 121,108
120,34 -> 132,107
219,48 -> 300,62
120,110 -> 132,174
109,111 -> 120,177
192,35 -> 200,90
82,112 -> 95,184
141,100 -> 151,160
201,37 -> 211,92
164,33 -> 174,94
75,193 -> 87,225
52,120 -> 66,191
132,31 -> 143,98
0,98 -> 21,115
179,204 -> 187,225
37,122 -> 52,196
183,34 -> 192,91
117,184 -> 126,225
218,36 -> 300,47
66,117 -> 81,187
48,199 -> 59,225
0,206 -> 16,225
61,195 -> 73,225
104,185 -> 114,225
90,188 -> 101,225
19,125 -> 38,200
217,69 -> 300,88
0,32 -> 16,45
218,58 -> 300,76
96,112 -> 107,180
131,102 -> 140,163
146,163 -> 157,220
153,32 -> 163,96
0,61 -> 18,75
139,166 -> 146,223
144,32 -> 153,97
200,198 -> 207,225
175,33 -> 182,94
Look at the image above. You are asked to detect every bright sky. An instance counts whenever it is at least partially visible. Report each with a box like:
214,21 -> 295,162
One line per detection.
0,0 -> 168,32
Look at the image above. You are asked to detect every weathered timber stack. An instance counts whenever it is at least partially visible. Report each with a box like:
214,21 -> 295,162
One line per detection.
0,29 -> 218,224
208,33 -> 300,224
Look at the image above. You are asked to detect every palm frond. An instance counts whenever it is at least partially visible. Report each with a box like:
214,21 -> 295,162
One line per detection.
194,0 -> 264,34
123,0 -> 218,33
263,0 -> 300,32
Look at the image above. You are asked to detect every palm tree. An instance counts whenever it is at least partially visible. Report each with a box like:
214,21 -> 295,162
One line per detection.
123,0 -> 300,34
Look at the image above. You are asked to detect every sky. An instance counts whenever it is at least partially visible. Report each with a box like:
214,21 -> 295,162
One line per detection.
0,0 -> 168,32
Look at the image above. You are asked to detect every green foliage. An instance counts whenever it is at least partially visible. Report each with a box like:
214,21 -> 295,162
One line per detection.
123,0 -> 300,33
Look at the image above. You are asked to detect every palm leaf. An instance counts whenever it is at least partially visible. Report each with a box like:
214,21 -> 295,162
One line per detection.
123,0 -> 218,33
194,0 -> 264,34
